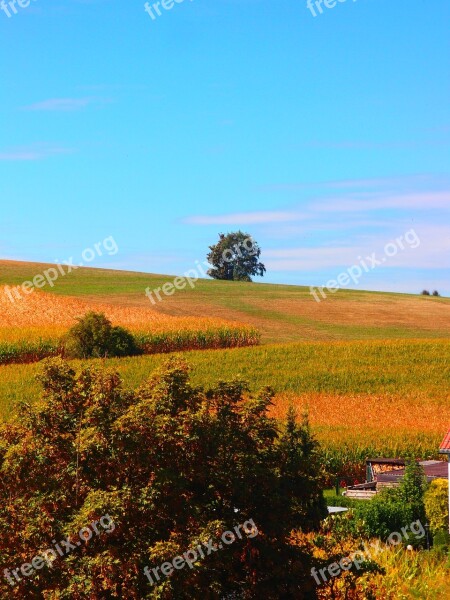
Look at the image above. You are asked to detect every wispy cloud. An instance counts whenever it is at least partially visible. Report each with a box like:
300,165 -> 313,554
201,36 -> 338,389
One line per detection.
265,225 -> 450,271
0,144 -> 73,161
315,191 -> 450,212
257,174 -> 449,193
184,190 -> 450,228
76,84 -> 149,92
21,97 -> 111,111
184,211 -> 302,225
295,137 -> 450,151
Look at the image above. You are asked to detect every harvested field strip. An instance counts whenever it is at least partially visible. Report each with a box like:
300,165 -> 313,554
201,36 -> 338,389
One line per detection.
0,285 -> 232,330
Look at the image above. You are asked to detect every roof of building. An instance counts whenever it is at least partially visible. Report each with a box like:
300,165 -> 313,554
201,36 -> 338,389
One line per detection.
376,460 -> 448,483
439,430 -> 450,454
367,458 -> 405,465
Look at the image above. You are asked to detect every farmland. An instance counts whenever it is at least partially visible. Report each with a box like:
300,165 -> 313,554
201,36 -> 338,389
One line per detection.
0,283 -> 259,364
2,259 -> 450,344
1,260 -> 449,596
1,260 -> 449,476
0,335 -> 448,480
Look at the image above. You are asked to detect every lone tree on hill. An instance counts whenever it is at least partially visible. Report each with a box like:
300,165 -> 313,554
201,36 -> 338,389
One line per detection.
207,231 -> 266,282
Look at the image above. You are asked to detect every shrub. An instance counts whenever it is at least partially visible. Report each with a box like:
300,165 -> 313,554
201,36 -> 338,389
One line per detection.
421,290 -> 430,296
63,312 -> 139,359
356,488 -> 415,541
424,478 -> 449,534
432,290 -> 440,297
433,529 -> 450,551
356,461 -> 427,546
108,325 -> 139,357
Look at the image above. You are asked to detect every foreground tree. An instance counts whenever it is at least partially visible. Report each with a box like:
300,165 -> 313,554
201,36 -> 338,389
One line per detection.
0,358 -> 325,599
207,231 -> 266,281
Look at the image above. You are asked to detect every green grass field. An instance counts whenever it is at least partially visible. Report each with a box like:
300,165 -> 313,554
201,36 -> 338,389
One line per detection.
1,338 -> 449,404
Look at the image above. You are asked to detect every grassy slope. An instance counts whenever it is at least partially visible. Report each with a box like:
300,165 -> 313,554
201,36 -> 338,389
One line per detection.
1,260 -> 449,343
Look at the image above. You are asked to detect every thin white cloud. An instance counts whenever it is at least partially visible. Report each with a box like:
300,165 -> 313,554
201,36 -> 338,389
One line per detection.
21,97 -> 111,111
187,181 -> 450,230
184,211 -> 302,225
265,225 -> 450,271
315,192 -> 450,213
302,139 -> 448,150
76,84 -> 149,92
258,174 -> 450,194
0,144 -> 73,161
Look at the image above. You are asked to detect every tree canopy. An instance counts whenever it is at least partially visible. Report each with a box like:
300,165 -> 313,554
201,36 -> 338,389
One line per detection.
207,232 -> 266,282
0,357 -> 325,599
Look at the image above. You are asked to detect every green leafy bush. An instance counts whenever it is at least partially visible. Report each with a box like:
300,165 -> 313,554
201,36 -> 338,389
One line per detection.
433,529 -> 450,551
63,312 -> 139,359
356,461 -> 427,546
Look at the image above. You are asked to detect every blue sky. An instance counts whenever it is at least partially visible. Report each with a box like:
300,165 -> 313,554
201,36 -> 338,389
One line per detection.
1,0 -> 449,294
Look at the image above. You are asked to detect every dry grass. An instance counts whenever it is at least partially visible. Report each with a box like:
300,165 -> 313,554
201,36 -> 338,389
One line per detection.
252,294 -> 450,329
0,285 -> 232,336
369,546 -> 449,599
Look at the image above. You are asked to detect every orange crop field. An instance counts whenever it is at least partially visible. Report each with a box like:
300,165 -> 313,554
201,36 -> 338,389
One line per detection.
0,286 -> 260,365
0,285 -> 237,337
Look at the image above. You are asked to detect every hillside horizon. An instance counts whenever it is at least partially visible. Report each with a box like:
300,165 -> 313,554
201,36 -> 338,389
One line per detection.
1,259 -> 449,344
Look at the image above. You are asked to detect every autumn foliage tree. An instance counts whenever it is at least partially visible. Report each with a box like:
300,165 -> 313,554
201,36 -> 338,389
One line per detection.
0,358 -> 325,599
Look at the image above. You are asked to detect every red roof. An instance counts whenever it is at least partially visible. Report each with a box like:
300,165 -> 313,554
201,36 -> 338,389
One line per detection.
439,430 -> 450,454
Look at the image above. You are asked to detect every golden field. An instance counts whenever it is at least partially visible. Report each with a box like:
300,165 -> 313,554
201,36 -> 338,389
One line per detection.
1,259 -> 450,343
0,285 -> 260,365
0,285 -> 240,338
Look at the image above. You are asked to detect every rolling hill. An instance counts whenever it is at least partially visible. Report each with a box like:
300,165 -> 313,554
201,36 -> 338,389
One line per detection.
1,259 -> 449,343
